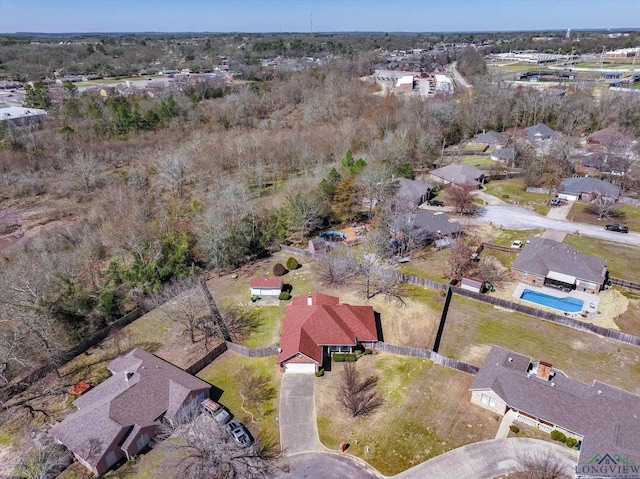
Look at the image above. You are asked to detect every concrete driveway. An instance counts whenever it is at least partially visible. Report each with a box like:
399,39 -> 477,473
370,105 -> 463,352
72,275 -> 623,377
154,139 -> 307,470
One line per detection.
279,374 -> 322,456
474,204 -> 640,245
393,438 -> 578,479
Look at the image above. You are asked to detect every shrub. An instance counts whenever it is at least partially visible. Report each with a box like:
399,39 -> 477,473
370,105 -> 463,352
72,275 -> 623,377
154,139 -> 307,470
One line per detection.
363,349 -> 373,355
278,291 -> 291,301
315,368 -> 324,377
565,437 -> 578,448
273,263 -> 286,276
286,257 -> 299,270
509,425 -> 520,434
501,194 -> 510,199
550,430 -> 566,443
333,354 -> 345,362
344,354 -> 357,362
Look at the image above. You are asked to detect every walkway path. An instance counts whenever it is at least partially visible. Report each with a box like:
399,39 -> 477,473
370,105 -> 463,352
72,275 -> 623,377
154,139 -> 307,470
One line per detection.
495,409 -> 518,439
279,374 -> 323,456
545,200 -> 574,220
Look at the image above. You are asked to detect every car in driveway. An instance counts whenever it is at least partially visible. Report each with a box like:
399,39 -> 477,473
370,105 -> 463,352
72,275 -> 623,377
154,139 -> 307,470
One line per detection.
428,199 -> 444,206
510,240 -> 523,248
225,421 -> 253,448
550,197 -> 562,206
605,224 -> 629,233
200,398 -> 231,424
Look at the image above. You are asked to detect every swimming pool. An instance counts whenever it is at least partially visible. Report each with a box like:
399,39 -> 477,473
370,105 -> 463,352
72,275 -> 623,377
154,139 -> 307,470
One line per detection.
520,289 -> 584,313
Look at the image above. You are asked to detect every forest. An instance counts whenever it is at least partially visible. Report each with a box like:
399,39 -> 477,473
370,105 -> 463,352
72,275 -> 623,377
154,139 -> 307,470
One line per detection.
1,31 -> 640,389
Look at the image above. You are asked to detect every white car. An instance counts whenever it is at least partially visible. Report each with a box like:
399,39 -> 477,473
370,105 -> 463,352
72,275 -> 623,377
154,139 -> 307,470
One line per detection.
510,240 -> 523,249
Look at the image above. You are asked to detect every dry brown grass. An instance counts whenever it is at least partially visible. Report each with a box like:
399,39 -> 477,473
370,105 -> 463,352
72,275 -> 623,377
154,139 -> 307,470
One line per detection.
316,353 -> 500,476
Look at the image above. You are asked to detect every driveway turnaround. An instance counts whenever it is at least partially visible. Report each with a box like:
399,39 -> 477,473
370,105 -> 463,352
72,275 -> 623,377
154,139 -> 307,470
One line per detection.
393,438 -> 578,479
279,374 -> 322,455
275,452 -> 381,479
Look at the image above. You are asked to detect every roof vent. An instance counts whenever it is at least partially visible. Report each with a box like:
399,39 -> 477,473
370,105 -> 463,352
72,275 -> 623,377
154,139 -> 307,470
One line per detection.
550,382 -> 555,387
307,293 -> 312,306
527,373 -> 531,378
508,357 -> 513,362
598,390 -> 603,395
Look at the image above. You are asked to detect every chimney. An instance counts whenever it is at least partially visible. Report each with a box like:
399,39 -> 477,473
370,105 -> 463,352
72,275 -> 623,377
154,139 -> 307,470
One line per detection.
307,293 -> 312,306
537,361 -> 553,381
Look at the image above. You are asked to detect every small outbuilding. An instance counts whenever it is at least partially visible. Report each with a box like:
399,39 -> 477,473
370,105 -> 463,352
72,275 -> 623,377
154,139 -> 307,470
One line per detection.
249,277 -> 283,297
460,277 -> 484,293
309,238 -> 327,256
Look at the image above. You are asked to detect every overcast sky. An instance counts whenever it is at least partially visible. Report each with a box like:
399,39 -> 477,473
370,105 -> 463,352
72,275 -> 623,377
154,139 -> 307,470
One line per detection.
0,0 -> 638,33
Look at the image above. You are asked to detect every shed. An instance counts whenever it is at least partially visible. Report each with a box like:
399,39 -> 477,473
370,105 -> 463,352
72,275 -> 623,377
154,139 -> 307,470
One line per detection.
309,238 -> 327,255
249,277 -> 283,297
460,277 -> 483,293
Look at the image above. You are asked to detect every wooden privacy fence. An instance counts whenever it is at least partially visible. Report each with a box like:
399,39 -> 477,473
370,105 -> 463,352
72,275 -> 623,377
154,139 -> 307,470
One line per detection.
609,276 -> 640,292
376,342 -> 479,375
224,341 -> 278,358
454,288 -> 640,346
185,342 -> 228,375
280,244 -> 640,347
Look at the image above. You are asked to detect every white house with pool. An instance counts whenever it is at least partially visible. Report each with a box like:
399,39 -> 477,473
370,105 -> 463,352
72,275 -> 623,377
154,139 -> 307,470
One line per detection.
510,237 -> 607,313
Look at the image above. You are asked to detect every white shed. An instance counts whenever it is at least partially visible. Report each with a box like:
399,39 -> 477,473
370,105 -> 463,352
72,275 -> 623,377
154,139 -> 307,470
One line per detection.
249,277 -> 283,297
460,277 -> 483,293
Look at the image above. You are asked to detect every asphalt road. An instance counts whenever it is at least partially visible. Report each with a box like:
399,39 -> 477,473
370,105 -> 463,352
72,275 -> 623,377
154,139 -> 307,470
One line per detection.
474,204 -> 640,245
450,61 -> 473,89
275,452 -> 380,479
393,437 -> 578,479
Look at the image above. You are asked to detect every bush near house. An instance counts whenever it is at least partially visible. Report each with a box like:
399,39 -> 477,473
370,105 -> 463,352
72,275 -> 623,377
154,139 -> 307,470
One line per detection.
565,437 -> 578,448
278,291 -> 291,301
286,257 -> 299,270
550,430 -> 566,442
333,353 -> 357,362
273,263 -> 286,276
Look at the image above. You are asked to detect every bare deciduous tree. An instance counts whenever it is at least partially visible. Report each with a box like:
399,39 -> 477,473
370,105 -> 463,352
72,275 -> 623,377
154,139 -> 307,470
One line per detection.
316,252 -> 358,285
516,449 -> 572,479
337,362 -> 384,417
475,256 -> 507,288
13,443 -> 69,479
586,196 -> 620,220
445,183 -> 477,215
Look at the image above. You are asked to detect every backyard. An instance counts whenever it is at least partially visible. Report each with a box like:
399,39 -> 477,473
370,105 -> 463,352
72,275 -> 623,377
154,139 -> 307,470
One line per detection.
315,353 -> 500,476
438,295 -> 640,394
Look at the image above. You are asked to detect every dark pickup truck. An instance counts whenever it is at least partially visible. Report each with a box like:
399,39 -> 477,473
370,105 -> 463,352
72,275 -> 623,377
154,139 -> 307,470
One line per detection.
605,224 -> 629,233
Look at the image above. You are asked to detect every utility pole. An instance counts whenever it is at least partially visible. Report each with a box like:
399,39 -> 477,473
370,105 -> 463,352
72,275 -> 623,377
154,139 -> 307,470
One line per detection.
310,13 -> 313,35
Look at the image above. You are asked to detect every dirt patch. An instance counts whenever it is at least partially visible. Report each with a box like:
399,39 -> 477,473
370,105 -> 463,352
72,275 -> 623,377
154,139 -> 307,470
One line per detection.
615,296 -> 640,336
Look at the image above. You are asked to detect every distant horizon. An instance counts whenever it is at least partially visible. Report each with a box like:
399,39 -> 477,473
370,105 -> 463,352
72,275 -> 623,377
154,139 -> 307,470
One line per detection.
1,0 -> 639,35
5,27 -> 640,37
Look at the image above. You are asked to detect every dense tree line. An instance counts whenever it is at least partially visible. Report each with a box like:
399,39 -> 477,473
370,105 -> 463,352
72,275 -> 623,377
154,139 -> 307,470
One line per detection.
2,47 -> 640,386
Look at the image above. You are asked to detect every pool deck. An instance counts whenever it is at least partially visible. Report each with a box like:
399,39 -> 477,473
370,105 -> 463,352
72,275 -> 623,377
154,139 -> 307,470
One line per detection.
512,283 -> 600,315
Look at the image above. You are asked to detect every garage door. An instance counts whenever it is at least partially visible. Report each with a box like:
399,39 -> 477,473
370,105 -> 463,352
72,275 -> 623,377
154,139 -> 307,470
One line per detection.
284,362 -> 316,374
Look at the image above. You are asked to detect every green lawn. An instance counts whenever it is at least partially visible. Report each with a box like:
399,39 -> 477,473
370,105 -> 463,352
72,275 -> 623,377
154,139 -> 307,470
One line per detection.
567,202 -> 640,233
316,354 -> 499,476
398,248 -> 450,284
483,179 -> 550,215
459,155 -> 496,168
242,306 -> 283,348
563,234 -> 640,281
439,295 -> 640,394
488,63 -> 541,74
490,228 -> 545,247
197,352 -> 281,448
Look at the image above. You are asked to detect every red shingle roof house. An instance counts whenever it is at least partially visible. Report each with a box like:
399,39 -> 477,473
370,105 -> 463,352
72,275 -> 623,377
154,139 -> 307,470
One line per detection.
249,277 -> 283,297
471,346 -> 640,477
277,293 -> 378,373
49,349 -> 211,476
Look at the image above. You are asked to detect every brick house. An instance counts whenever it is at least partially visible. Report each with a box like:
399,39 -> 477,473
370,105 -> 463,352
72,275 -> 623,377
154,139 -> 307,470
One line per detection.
511,237 -> 607,293
277,293 -> 378,373
49,349 -> 211,476
471,346 -> 640,477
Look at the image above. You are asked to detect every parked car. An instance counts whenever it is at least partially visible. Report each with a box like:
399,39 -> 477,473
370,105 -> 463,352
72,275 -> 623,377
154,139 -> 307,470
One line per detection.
225,421 -> 253,448
510,240 -> 523,248
200,398 -> 231,424
605,224 -> 629,233
550,197 -> 562,206
429,199 -> 444,207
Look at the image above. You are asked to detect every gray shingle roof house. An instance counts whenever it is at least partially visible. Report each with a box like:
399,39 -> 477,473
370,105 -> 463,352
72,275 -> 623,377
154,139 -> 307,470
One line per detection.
511,237 -> 607,292
393,177 -> 434,208
49,349 -> 211,475
429,164 -> 486,187
470,346 -> 640,477
524,123 -> 559,140
473,131 -> 508,148
490,147 -> 516,164
390,209 -> 462,249
558,177 -> 621,203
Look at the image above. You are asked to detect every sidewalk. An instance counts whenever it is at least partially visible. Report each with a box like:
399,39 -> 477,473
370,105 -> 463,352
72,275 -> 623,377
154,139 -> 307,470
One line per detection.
495,409 -> 519,439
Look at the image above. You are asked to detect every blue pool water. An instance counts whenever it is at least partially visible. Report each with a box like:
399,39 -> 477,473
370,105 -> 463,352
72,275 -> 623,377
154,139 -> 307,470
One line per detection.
520,289 -> 584,313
